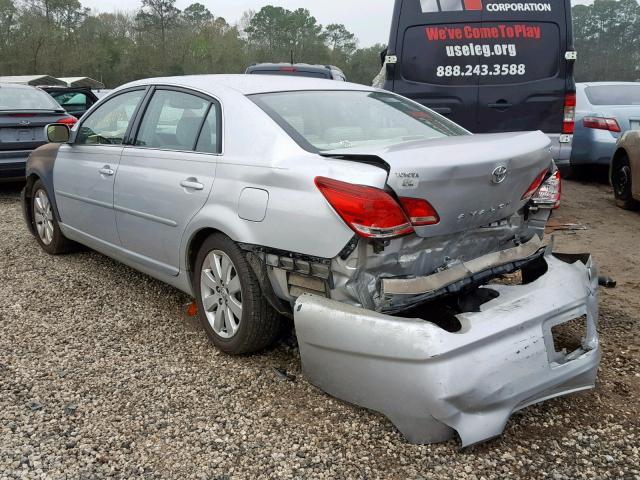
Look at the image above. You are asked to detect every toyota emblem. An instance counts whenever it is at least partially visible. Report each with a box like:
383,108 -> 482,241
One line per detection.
492,166 -> 508,184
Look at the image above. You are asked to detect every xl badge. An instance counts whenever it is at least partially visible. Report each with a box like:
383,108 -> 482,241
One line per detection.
491,166 -> 508,184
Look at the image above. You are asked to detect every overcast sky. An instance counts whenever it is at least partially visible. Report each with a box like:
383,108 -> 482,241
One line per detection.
81,0 -> 594,47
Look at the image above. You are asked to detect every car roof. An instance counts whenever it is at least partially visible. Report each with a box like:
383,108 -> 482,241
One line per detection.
0,82 -> 39,90
248,63 -> 344,73
578,82 -> 640,88
121,74 -> 371,96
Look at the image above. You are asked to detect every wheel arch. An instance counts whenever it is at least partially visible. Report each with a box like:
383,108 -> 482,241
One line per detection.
610,148 -> 629,185
185,227 -> 228,287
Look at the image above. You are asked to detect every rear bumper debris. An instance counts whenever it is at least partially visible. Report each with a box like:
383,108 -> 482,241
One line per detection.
294,249 -> 600,447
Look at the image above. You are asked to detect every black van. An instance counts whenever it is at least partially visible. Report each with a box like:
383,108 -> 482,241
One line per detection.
383,0 -> 576,171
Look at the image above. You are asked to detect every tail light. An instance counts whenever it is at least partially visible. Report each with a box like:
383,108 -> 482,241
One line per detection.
315,177 -> 414,239
398,197 -> 439,226
522,169 -> 549,201
531,170 -> 562,209
280,67 -> 297,72
562,93 -> 576,134
583,116 -> 621,133
58,115 -> 78,126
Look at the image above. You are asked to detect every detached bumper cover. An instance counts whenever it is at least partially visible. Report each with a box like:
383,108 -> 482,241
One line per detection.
294,251 -> 600,447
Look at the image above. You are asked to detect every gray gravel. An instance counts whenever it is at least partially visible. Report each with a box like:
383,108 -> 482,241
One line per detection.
1,180 -> 639,479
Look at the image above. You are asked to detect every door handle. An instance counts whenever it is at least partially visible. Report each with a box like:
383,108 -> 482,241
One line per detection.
99,166 -> 114,176
180,179 -> 204,191
488,102 -> 513,109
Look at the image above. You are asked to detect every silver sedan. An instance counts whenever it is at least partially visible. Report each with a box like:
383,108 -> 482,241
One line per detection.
22,75 -> 599,446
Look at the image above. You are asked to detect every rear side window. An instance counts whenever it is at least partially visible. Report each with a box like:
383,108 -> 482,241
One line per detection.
135,90 -> 210,151
585,85 -> 640,106
401,22 -> 560,85
76,90 -> 145,145
195,104 -> 222,154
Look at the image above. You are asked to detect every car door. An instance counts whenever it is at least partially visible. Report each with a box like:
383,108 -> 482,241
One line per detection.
54,88 -> 147,245
113,87 -> 221,276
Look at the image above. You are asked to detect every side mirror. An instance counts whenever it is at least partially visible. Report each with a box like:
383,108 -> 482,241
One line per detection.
46,124 -> 70,143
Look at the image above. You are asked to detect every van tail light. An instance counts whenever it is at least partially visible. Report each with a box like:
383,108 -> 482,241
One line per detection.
522,169 -> 550,201
398,197 -> 440,226
315,177 -> 414,239
583,116 -> 621,133
531,170 -> 562,209
562,93 -> 576,134
58,115 -> 78,126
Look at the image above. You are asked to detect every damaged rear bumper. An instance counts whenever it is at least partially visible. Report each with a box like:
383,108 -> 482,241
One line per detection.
294,250 -> 600,447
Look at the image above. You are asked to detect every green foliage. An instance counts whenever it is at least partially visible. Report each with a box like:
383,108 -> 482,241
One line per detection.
573,0 -> 640,82
0,2 -> 386,87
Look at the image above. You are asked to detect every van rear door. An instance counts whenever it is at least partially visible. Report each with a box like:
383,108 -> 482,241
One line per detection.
476,1 -> 570,133
386,0 -> 572,134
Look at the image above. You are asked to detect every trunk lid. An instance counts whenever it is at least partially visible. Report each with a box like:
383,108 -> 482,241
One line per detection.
325,131 -> 552,237
0,111 -> 67,151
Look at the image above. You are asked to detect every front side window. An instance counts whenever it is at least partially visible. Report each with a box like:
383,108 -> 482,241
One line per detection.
135,90 -> 210,151
76,90 -> 145,145
251,90 -> 467,152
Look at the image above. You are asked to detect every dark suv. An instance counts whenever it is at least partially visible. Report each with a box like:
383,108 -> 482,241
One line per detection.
246,63 -> 346,81
382,0 -> 576,172
39,86 -> 99,119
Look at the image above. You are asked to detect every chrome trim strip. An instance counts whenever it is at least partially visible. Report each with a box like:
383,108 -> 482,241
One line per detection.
56,190 -> 112,209
114,204 -> 178,227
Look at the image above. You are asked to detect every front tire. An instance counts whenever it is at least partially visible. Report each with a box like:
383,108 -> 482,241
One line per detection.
31,180 -> 75,254
194,233 -> 281,355
612,156 -> 640,210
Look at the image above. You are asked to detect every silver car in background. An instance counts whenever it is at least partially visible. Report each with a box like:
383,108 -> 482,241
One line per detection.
22,75 -> 598,447
570,82 -> 640,174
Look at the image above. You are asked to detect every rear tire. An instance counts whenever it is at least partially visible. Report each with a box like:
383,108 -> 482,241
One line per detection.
194,233 -> 281,355
31,180 -> 75,254
611,156 -> 640,210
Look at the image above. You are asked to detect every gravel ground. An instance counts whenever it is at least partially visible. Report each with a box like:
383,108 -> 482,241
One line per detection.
1,178 -> 638,479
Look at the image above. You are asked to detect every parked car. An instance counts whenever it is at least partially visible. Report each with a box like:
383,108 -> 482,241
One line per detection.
610,131 -> 640,210
380,0 -> 576,174
22,75 -> 598,447
40,86 -> 99,119
0,83 -> 77,180
570,82 -> 640,175
246,63 -> 346,81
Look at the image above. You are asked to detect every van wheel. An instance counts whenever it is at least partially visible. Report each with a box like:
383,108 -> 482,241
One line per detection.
31,180 -> 75,254
194,233 -> 281,355
612,156 -> 639,210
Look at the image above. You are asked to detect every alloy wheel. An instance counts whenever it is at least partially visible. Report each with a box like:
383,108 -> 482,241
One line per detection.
200,250 -> 243,339
34,189 -> 54,245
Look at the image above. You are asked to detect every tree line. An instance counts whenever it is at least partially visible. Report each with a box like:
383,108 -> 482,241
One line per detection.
0,0 -> 384,87
0,0 -> 638,88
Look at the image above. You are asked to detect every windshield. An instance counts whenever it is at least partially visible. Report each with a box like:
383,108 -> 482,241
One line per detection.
585,85 -> 640,106
251,90 -> 468,152
0,85 -> 62,111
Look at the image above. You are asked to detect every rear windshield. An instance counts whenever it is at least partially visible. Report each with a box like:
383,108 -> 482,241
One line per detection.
249,70 -> 331,79
0,85 -> 62,111
251,90 -> 468,152
585,85 -> 640,106
401,21 -> 560,85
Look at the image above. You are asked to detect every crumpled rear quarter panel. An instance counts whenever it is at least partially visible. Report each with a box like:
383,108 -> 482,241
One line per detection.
294,252 -> 600,447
